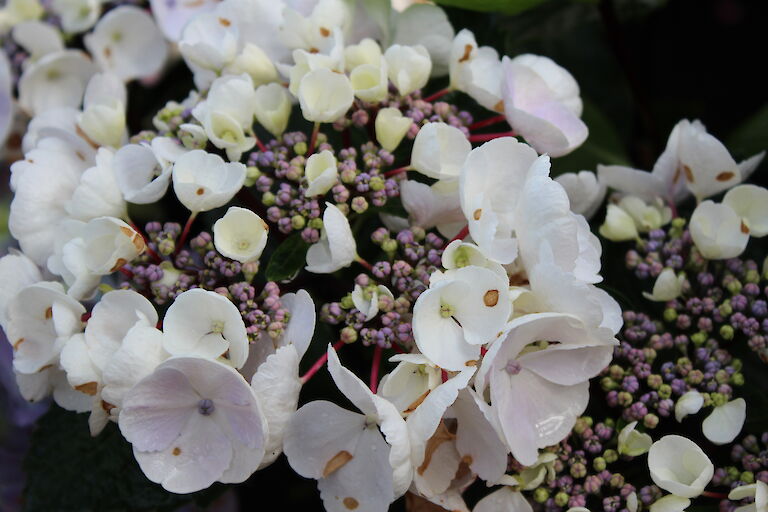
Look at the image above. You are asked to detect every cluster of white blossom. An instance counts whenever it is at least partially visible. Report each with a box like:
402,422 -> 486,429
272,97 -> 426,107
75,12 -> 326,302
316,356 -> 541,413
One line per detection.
0,0 -> 764,511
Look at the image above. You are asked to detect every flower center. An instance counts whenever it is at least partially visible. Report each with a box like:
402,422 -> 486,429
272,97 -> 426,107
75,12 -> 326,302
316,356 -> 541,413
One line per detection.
439,302 -> 454,318
505,359 -> 522,375
210,320 -> 225,334
197,398 -> 215,415
237,239 -> 251,250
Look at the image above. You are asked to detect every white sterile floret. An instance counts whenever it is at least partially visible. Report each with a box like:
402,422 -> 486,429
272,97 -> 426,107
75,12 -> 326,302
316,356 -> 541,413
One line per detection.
441,240 -> 507,279
283,345 -> 412,512
162,288 -> 249,369
351,284 -> 393,322
555,171 -> 606,220
304,150 -> 339,197
287,38 -> 346,96
375,108 -> 412,152
119,357 -> 268,493
690,200 -> 749,260
0,0 -> 44,33
11,20 -> 64,64
213,207 -> 269,263
728,481 -> 768,512
254,83 -> 292,138
702,398 -> 746,445
17,50 -> 96,116
391,4 -> 454,77
0,250 -> 42,329
47,217 -> 146,300
400,179 -> 466,239
149,0 -> 218,42
350,61 -> 388,103
412,122 -> 471,181
617,421 -> 652,456
642,268 -> 685,302
192,73 -> 258,161
378,354 -> 442,415
77,72 -> 127,149
675,390 -> 704,422
0,52 -> 11,146
225,43 -> 279,87
385,44 -> 432,96
298,68 -> 354,123
172,149 -> 246,212
449,29 -> 502,112
501,54 -> 587,157
598,119 -> 765,205
305,203 -> 357,274
113,137 -> 187,204
599,204 -> 639,242
649,495 -> 691,512
647,435 -> 714,498
459,137 -> 546,264
5,281 -> 85,375
278,0 -> 351,54
413,265 -> 511,371
66,148 -> 126,221
51,0 -> 100,34
474,487 -> 533,512
723,185 -> 768,238
85,6 -> 168,82
618,195 -> 672,232
476,313 -> 616,466
179,11 -> 239,73
344,38 -> 382,71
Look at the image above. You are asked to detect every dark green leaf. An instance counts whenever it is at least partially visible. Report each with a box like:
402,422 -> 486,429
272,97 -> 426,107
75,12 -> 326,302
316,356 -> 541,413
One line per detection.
265,233 -> 310,283
433,0 -> 553,15
23,405 -> 224,512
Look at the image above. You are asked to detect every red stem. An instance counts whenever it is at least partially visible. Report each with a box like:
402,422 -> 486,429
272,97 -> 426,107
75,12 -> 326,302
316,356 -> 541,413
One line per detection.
384,166 -> 410,178
468,114 -> 508,132
308,122 -> 321,156
702,491 -> 728,500
370,345 -> 383,393
450,225 -> 469,243
300,340 -> 346,384
175,211 -> 198,257
668,195 -> 679,219
468,131 -> 516,143
424,88 -> 451,103
355,256 -> 374,272
119,267 -> 134,279
256,138 -> 268,153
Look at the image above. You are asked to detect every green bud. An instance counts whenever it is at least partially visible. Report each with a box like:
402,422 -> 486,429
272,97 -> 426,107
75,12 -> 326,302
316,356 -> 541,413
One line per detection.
643,413 -> 659,429
262,191 -> 276,206
732,358 -> 743,371
411,227 -> 426,241
293,142 -> 307,155
382,239 -> 398,253
601,376 -> 618,391
573,418 -> 590,435
745,269 -> 760,284
533,488 -> 549,504
663,308 -> 678,323
158,238 -> 175,256
369,176 -> 385,191
715,369 -> 729,384
671,218 -> 687,229
711,393 -> 728,407
609,473 -> 625,488
719,300 -> 733,317
647,374 -> 663,389
593,457 -> 607,472
604,449 -> 618,463
720,324 -> 735,340
341,326 -> 358,344
609,365 -> 625,380
726,466 -> 740,481
618,391 -> 633,407
658,384 -> 672,399
741,471 -> 755,484
691,331 -> 707,346
291,215 -> 306,230
726,278 -> 743,295
340,168 -> 357,183
731,372 -> 744,386
340,295 -> 354,309
554,492 -> 569,507
570,462 -> 587,479
309,218 -> 324,230
687,369 -> 704,385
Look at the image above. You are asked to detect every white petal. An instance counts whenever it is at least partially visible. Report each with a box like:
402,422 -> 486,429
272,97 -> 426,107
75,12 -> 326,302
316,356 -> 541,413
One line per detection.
643,268 -> 684,302
617,421 -> 652,456
702,398 -> 746,445
648,435 -> 713,498
474,488 -> 533,512
674,391 -> 704,423
649,495 -> 691,512
412,122 -> 471,180
690,201 -> 749,260
723,185 -> 768,238
452,388 -> 507,483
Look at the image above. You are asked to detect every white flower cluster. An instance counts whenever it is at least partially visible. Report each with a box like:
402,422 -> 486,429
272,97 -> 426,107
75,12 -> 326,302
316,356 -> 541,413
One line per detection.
2,0 -> 761,511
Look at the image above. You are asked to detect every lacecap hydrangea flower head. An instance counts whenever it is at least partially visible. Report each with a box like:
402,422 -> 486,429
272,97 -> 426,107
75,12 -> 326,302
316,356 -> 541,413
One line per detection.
1,0 -> 767,510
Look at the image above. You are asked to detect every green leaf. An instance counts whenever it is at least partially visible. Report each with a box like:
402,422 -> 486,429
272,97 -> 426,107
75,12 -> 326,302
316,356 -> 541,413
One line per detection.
727,102 -> 768,161
23,405 -> 225,512
265,233 -> 310,283
433,0 -> 553,15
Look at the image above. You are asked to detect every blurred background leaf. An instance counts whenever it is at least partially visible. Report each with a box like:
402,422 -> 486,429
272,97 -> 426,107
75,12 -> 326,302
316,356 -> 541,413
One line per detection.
433,0 -> 553,15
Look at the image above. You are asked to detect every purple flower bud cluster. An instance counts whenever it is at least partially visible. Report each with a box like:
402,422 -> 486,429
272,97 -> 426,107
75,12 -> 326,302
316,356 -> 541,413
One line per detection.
519,417 -> 637,512
626,221 -> 768,364
320,228 -> 446,349
712,432 -> 768,503
118,222 -> 290,344
334,89 -> 474,138
246,132 -> 400,240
